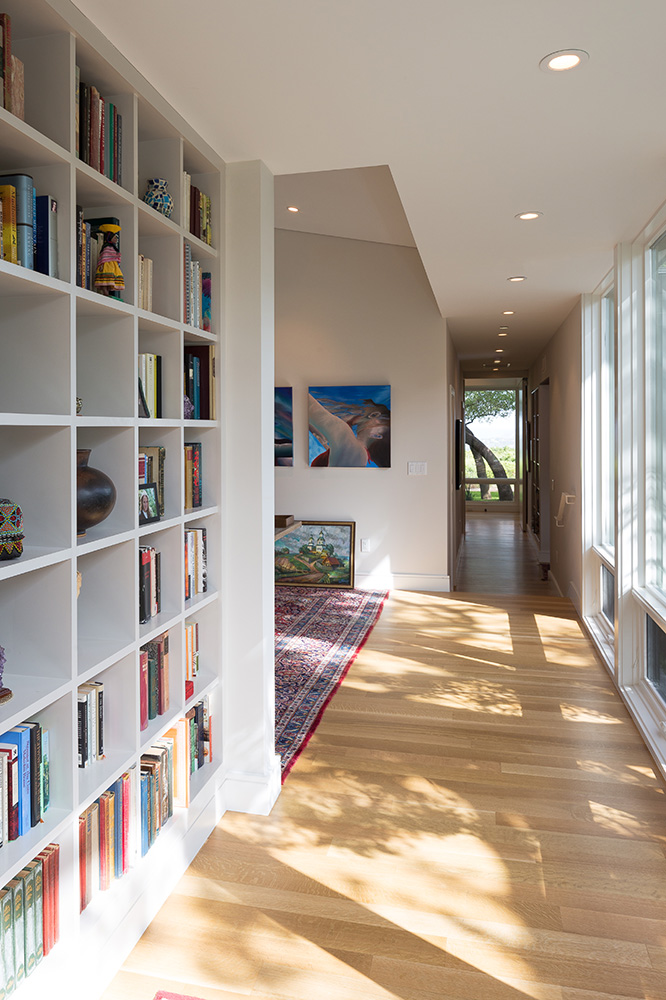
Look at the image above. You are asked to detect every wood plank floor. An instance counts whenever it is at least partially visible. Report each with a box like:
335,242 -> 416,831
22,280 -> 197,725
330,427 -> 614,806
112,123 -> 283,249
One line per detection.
102,519 -> 666,1000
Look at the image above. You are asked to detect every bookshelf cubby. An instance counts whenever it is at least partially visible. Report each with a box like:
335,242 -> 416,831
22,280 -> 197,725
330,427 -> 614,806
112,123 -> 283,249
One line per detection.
0,1 -> 228,996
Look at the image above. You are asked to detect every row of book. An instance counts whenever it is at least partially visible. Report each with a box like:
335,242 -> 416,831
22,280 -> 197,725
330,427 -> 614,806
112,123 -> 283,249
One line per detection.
75,68 -> 123,185
137,253 -> 153,312
182,173 -> 212,246
77,680 -> 104,769
185,529 -> 207,602
140,740 -> 173,857
167,696 -> 211,810
139,632 -> 170,732
0,174 -> 58,274
138,357 -> 163,421
0,723 -> 50,846
0,844 -> 60,993
79,768 -> 136,912
184,345 -> 216,420
0,13 -> 24,120
184,442 -> 203,509
185,621 -> 200,684
139,546 -> 161,625
75,210 -> 121,295
183,243 -> 212,330
138,445 -> 165,514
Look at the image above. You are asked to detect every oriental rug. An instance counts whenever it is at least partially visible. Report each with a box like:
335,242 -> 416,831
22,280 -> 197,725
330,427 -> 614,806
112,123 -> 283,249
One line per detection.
275,586 -> 388,779
153,992 -> 206,1000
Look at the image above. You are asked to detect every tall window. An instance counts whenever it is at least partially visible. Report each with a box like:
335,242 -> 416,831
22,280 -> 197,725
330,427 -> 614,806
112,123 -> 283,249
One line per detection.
600,289 -> 615,553
646,231 -> 666,595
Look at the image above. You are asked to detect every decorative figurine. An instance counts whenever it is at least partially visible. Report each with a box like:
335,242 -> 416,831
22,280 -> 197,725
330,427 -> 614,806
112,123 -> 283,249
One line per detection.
0,499 -> 24,560
0,645 -> 13,705
94,223 -> 124,298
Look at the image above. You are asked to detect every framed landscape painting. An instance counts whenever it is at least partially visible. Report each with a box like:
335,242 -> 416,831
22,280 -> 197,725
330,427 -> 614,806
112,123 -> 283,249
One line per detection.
275,520 -> 356,589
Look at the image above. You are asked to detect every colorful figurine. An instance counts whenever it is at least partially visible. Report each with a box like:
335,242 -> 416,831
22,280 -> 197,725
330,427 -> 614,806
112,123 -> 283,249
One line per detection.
94,223 -> 124,297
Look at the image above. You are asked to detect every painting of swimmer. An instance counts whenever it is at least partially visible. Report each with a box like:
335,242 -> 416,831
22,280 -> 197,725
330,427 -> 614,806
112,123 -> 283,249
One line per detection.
275,387 -> 294,466
308,384 -> 391,468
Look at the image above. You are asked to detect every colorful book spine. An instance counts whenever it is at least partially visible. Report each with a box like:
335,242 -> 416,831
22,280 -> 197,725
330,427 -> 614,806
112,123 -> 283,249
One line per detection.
0,184 -> 17,265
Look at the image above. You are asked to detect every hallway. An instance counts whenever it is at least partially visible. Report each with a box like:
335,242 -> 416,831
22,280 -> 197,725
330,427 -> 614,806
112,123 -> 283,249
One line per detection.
456,511 -> 559,596
103,576 -> 666,999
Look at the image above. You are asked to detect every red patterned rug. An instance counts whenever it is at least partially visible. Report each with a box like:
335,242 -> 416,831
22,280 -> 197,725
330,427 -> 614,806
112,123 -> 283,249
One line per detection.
275,586 -> 387,779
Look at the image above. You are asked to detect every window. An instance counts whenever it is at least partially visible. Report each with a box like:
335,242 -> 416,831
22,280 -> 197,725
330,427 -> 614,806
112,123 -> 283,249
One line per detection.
599,290 -> 615,552
601,564 -> 615,625
646,615 -> 666,704
646,231 -> 666,595
463,384 -> 521,507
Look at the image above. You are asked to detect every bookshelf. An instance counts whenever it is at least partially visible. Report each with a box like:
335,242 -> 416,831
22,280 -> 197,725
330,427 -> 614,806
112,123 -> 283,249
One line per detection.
0,0 -> 255,995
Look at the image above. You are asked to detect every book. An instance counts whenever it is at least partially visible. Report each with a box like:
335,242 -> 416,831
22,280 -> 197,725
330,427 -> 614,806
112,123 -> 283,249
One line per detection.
9,54 -> 24,121
0,183 -> 17,265
6,878 -> 23,985
139,649 -> 149,731
22,722 -> 42,826
18,867 -> 35,977
35,195 -> 58,277
40,729 -> 50,815
24,860 -> 43,966
0,727 -> 30,836
0,886 -> 14,996
0,173 -> 33,270
0,743 -> 19,841
0,13 -> 11,113
141,445 -> 165,513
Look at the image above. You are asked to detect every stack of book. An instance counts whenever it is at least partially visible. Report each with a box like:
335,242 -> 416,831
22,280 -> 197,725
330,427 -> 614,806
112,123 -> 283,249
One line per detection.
75,68 -> 123,184
0,722 -> 50,844
0,843 -> 60,991
184,345 -> 216,419
137,357 -> 163,420
139,545 -> 161,625
77,680 -> 104,769
79,768 -> 136,912
183,442 -> 202,509
139,632 -> 170,731
183,243 -> 212,330
164,696 -> 211,810
184,528 -> 207,601
138,445 -> 165,512
0,172 -> 58,275
0,14 -> 25,119
137,253 -> 153,311
140,737 -> 174,857
182,173 -> 212,245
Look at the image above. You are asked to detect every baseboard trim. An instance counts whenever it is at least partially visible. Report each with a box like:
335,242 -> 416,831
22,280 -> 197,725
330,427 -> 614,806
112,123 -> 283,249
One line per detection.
223,754 -> 282,815
356,572 -> 451,593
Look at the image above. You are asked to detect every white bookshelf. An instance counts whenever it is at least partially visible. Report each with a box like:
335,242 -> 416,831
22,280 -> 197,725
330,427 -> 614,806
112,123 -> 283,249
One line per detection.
0,0 -> 229,995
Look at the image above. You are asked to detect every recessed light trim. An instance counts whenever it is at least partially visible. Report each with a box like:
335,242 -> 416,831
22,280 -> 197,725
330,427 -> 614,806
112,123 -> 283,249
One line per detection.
508,275 -> 526,282
516,211 -> 542,221
539,49 -> 589,73
496,348 -> 504,353
503,310 -> 514,315
287,206 -> 299,213
498,332 -> 508,337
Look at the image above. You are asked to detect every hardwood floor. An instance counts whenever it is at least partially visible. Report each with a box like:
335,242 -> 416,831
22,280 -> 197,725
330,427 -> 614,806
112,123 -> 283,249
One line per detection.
456,511 -> 558,595
102,518 -> 666,1000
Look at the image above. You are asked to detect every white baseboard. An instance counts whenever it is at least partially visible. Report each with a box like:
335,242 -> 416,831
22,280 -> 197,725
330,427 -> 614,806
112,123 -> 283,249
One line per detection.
222,753 -> 282,815
356,571 -> 451,593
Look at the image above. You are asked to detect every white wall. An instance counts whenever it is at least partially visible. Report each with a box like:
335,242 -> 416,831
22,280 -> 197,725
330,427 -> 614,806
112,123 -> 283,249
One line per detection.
530,300 -> 583,610
275,229 -> 451,592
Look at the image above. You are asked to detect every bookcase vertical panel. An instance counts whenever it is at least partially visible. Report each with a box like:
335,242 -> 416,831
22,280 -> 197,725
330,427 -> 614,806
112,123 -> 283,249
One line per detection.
0,2 -> 230,996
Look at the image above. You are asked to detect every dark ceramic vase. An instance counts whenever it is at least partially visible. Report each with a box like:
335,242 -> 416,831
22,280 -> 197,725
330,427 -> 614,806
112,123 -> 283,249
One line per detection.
77,449 -> 117,536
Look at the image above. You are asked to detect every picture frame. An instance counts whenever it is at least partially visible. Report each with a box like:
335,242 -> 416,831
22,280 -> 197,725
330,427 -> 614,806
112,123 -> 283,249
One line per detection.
138,483 -> 160,524
275,520 -> 356,589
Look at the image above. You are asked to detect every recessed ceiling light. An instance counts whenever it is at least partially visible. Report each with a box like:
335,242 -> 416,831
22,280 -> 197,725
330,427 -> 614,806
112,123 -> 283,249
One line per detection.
287,206 -> 299,213
498,332 -> 508,337
503,310 -> 514,315
516,211 -> 542,221
508,275 -> 526,282
539,49 -> 589,73
496,348 -> 504,353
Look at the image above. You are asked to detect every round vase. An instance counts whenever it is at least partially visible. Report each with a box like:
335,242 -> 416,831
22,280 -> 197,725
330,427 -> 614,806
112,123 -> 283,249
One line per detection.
143,177 -> 174,219
77,449 -> 117,537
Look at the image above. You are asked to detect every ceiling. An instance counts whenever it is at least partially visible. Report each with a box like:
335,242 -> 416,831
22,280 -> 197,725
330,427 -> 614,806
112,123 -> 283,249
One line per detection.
70,0 -> 666,372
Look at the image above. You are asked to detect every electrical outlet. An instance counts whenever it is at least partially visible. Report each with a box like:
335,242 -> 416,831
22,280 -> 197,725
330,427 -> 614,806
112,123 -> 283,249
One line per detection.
360,538 -> 370,552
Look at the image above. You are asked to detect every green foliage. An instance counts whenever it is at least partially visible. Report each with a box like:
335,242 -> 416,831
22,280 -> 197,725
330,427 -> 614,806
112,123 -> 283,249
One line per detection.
464,389 -> 514,426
